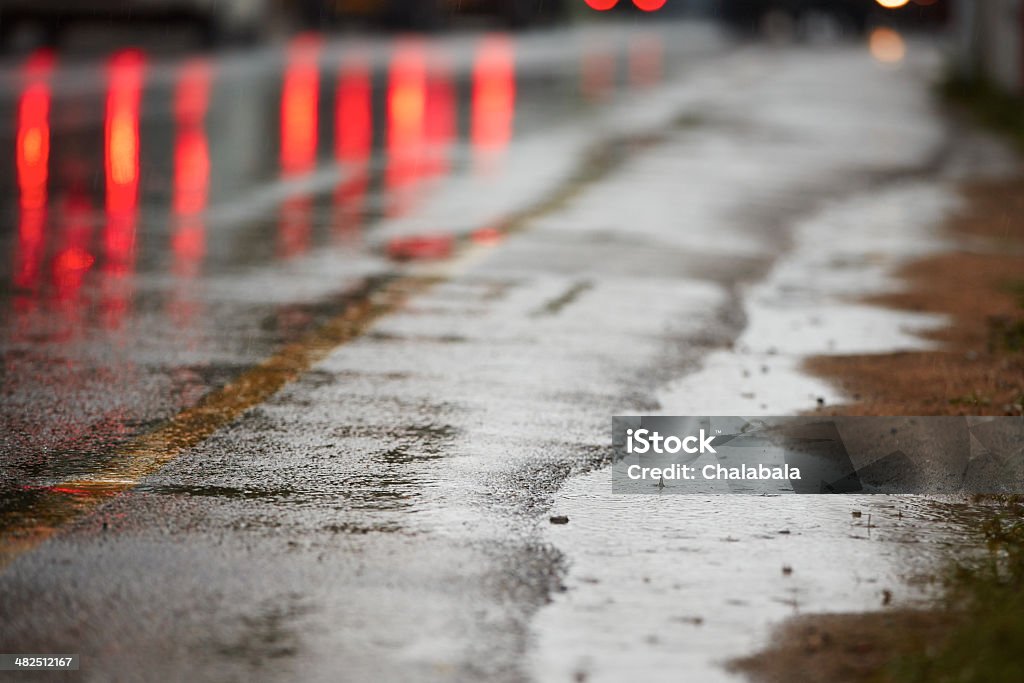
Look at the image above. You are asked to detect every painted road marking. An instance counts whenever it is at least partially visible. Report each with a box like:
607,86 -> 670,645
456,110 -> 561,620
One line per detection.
0,276 -> 435,570
0,126 -> 665,572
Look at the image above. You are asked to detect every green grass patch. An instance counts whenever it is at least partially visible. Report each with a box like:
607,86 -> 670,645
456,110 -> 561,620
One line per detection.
890,497 -> 1024,683
941,75 -> 1024,152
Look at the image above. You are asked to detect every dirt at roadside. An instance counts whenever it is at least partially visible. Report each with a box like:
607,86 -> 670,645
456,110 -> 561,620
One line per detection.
729,610 -> 952,683
731,176 -> 1024,683
807,176 -> 1024,418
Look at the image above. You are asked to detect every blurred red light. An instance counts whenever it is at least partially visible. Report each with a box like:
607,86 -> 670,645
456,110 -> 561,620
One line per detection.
334,54 -> 373,243
336,56 -> 372,163
281,37 -> 322,175
17,51 -> 54,213
471,227 -> 503,245
387,234 -> 454,261
387,41 -> 428,215
14,51 -> 54,292
632,0 -> 667,11
472,36 -> 516,156
54,192 -> 95,303
629,32 -> 663,87
105,50 -> 144,218
102,50 -> 145,330
172,60 -> 212,283
174,60 -> 211,127
425,59 -> 456,176
173,62 -> 212,219
585,0 -> 619,10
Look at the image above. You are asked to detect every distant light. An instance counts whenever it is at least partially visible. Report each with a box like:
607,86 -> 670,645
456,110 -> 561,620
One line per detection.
875,0 -> 909,9
632,0 -> 667,11
585,0 -> 619,10
869,27 -> 906,64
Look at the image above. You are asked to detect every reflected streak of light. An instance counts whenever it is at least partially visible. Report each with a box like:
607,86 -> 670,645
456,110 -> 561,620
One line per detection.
281,35 -> 322,175
173,61 -> 212,219
103,50 -> 145,330
173,129 -> 210,221
869,27 -> 906,64
387,41 -> 427,215
172,59 -> 212,286
53,193 -> 95,304
425,56 -> 456,177
105,50 -> 144,218
334,54 -> 373,244
278,197 -> 312,259
14,51 -> 55,292
278,36 -> 322,259
628,32 -> 663,88
472,35 -> 516,164
581,44 -> 616,102
335,55 -> 372,163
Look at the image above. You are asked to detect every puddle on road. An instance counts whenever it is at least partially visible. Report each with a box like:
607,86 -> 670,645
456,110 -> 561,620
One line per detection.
530,471 -> 987,683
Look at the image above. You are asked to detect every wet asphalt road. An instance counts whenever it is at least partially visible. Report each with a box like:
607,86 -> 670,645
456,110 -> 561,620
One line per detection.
0,19 -> 998,683
0,20 -> 742,681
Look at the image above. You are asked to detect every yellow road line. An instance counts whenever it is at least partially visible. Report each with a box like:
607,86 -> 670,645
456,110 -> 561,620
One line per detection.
0,127 -> 658,573
0,276 -> 437,571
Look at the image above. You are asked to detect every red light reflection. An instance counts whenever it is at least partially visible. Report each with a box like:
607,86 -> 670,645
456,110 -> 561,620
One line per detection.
333,54 -> 372,244
103,50 -> 145,330
585,0 -> 620,9
279,36 -> 322,259
581,44 -> 616,102
471,36 -> 516,164
53,192 -> 95,304
628,32 -> 663,88
105,50 -> 143,219
335,55 -> 372,164
281,35 -> 322,175
172,58 -> 212,309
14,51 -> 55,293
387,41 -> 427,216
425,57 -> 456,177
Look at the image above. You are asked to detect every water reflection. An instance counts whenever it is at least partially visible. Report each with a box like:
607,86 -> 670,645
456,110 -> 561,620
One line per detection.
628,30 -> 663,89
425,51 -> 456,178
581,39 -> 617,102
170,59 -> 213,333
333,51 -> 373,245
386,40 -> 428,217
278,35 -> 322,260
102,49 -> 144,331
471,35 -> 516,171
0,25 -> 674,514
13,51 -> 54,316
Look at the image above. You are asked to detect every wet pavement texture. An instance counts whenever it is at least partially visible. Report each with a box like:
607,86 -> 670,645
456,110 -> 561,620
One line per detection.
0,20 -> 1013,683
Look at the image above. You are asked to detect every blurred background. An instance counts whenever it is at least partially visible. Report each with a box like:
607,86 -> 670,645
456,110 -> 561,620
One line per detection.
0,0 -> 951,48
0,0 -> 979,468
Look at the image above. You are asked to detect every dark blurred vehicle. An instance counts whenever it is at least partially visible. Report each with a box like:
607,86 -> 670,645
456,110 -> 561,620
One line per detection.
307,0 -> 570,30
718,0 -> 948,35
0,0 -> 276,46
